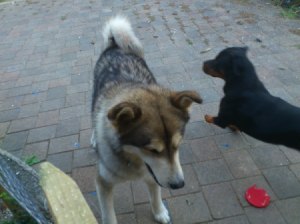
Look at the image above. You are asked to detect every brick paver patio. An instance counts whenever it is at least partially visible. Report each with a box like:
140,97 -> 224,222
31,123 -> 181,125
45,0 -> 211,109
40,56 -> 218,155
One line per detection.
1,0 -> 300,223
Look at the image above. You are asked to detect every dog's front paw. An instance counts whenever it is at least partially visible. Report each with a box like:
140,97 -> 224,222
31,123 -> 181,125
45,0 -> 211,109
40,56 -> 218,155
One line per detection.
204,114 -> 214,124
154,206 -> 170,224
90,130 -> 97,148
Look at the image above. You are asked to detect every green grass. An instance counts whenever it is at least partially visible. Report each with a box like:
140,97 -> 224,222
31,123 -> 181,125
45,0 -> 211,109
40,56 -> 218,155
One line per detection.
60,15 -> 67,21
272,0 -> 283,5
292,44 -> 300,49
148,15 -> 155,22
281,5 -> 300,18
271,0 -> 300,19
185,38 -> 193,45
272,0 -> 300,6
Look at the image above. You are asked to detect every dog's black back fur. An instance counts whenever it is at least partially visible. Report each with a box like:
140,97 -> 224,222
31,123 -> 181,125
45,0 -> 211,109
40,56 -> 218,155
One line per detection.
206,47 -> 300,149
92,45 -> 156,112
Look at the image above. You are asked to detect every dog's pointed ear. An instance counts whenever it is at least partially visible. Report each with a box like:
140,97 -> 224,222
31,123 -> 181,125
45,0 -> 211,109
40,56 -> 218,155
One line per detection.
171,91 -> 202,110
108,102 -> 142,125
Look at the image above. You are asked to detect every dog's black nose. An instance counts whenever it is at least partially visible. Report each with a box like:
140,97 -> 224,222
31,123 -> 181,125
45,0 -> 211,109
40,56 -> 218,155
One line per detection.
169,181 -> 185,189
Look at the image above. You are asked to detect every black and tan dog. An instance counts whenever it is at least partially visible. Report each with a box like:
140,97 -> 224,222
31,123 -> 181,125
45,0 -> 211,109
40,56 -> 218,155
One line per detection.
91,16 -> 202,224
203,47 -> 300,150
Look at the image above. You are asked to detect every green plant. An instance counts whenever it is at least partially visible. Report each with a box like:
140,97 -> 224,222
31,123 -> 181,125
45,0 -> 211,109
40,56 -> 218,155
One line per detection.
272,0 -> 283,5
24,155 -> 39,166
271,0 -> 300,18
0,221 -> 15,224
60,15 -> 67,21
0,192 -> 14,204
281,5 -> 300,18
273,0 -> 300,6
0,155 -> 40,224
0,189 -> 37,224
185,38 -> 193,45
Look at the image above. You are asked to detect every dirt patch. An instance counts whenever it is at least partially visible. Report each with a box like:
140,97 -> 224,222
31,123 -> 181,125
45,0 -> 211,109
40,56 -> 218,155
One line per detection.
214,2 -> 225,8
26,0 -> 39,4
219,36 -> 229,44
289,28 -> 300,36
238,11 -> 256,18
230,0 -> 251,5
180,3 -> 191,13
143,4 -> 151,10
185,38 -> 193,45
236,11 -> 256,24
147,14 -> 155,22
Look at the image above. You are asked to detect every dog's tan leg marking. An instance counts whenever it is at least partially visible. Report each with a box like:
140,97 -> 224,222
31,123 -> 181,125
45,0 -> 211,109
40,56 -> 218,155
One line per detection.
228,125 -> 239,132
96,176 -> 117,224
145,180 -> 170,224
204,114 -> 215,124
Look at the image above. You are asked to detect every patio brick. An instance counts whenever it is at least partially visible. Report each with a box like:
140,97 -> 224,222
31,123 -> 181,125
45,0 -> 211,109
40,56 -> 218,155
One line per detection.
168,193 -> 212,224
48,134 -> 78,154
203,182 -> 243,219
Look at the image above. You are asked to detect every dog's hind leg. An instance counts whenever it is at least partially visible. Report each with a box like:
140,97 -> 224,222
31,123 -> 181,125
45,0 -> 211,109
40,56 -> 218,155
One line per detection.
145,180 -> 170,224
96,176 -> 117,224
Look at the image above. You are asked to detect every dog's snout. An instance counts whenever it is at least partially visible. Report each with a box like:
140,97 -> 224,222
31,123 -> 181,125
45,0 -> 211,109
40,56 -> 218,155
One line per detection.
202,60 -> 224,79
169,180 -> 185,189
203,62 -> 209,73
203,60 -> 213,74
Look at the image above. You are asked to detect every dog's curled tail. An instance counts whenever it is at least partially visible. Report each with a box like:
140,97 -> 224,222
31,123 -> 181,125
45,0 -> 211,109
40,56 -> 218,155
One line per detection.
102,16 -> 144,58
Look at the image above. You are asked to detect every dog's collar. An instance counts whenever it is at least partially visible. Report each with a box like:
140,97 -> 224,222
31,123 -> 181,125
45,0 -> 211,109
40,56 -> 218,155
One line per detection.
145,163 -> 162,187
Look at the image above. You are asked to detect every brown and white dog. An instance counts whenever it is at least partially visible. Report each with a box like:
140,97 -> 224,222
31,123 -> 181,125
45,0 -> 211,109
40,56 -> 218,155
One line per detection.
90,16 -> 202,224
